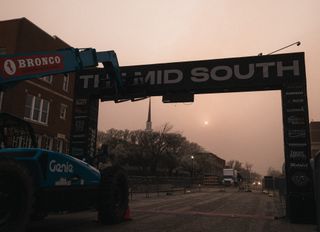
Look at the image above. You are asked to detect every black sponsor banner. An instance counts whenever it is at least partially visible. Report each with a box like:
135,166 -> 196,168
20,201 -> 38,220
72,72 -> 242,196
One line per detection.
282,84 -> 313,192
281,84 -> 316,222
70,96 -> 99,162
76,53 -> 305,101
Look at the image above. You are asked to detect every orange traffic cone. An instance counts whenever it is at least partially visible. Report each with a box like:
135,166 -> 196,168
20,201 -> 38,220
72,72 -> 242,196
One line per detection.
124,207 -> 132,221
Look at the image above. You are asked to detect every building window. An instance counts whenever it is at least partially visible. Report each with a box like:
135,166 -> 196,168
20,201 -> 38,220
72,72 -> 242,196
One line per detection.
12,135 -> 32,148
2,126 -> 33,148
56,139 -> 64,153
41,75 -> 53,84
0,91 -> 3,111
60,104 -> 67,120
35,134 -> 42,147
24,94 -> 50,124
42,136 -> 53,150
62,74 -> 69,92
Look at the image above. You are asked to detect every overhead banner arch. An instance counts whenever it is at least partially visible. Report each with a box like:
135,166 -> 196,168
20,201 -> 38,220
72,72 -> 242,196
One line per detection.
72,52 -> 315,223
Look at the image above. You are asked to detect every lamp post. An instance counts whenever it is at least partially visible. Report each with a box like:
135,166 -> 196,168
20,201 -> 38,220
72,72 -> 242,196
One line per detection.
190,155 -> 194,188
191,155 -> 194,177
258,41 -> 301,56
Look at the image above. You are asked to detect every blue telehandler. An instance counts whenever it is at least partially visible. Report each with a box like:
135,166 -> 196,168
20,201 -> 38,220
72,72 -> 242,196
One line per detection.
0,48 -> 129,232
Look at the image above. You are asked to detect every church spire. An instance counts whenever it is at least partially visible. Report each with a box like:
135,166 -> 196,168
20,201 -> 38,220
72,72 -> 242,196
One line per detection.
146,98 -> 152,131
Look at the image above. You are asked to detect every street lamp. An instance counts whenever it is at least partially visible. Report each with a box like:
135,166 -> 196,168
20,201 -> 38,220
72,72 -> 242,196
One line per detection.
258,41 -> 301,56
191,155 -> 194,178
191,155 -> 194,187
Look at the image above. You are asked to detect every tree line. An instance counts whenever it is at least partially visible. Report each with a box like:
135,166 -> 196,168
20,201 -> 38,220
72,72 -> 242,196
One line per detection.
96,125 -> 220,176
97,125 -> 264,179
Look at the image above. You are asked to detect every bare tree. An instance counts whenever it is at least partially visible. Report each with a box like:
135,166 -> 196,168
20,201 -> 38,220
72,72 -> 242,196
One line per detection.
97,124 -> 207,176
226,160 -> 242,170
161,132 -> 186,175
267,167 -> 282,177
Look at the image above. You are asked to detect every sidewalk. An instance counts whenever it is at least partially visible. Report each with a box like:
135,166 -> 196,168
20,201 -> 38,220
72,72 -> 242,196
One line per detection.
129,185 -> 204,201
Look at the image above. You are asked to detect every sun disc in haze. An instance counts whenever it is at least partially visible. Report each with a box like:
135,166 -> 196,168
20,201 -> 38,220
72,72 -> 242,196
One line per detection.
204,121 -> 209,125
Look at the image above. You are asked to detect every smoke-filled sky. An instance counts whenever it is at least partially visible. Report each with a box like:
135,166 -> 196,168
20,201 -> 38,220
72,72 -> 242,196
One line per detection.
1,0 -> 320,175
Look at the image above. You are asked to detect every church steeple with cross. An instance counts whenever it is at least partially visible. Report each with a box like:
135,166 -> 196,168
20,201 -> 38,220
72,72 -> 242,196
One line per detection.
146,98 -> 152,132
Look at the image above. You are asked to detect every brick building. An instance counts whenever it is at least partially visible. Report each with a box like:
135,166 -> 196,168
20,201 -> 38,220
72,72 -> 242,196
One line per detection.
0,18 -> 75,153
195,152 -> 225,177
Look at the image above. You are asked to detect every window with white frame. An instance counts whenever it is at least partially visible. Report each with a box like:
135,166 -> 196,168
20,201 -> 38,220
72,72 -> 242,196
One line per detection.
42,136 -> 53,150
62,74 -> 69,92
24,94 -> 50,124
35,134 -> 42,148
56,139 -> 64,153
12,135 -> 32,148
60,104 -> 67,120
41,75 -> 53,83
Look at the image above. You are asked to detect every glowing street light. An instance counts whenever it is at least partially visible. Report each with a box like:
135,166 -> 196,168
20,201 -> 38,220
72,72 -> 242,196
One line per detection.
191,155 -> 194,178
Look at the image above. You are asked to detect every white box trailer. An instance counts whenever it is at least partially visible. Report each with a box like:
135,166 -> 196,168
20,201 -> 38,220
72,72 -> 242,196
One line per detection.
222,168 -> 237,185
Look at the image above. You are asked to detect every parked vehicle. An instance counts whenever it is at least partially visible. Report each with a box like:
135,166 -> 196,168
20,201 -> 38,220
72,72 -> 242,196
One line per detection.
222,168 -> 237,186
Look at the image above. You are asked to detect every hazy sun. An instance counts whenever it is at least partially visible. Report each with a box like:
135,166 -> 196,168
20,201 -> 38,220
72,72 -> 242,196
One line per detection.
204,121 -> 209,125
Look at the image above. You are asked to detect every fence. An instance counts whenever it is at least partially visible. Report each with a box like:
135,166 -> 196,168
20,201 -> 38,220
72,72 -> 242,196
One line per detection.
128,176 -> 203,199
262,175 -> 286,217
263,176 -> 286,194
203,175 -> 221,186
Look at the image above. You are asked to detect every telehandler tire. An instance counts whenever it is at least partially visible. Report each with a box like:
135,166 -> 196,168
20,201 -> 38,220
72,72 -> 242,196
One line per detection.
98,166 -> 129,224
0,158 -> 34,232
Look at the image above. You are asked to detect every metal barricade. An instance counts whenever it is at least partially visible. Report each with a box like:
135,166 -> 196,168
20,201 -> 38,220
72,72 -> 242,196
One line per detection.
313,151 -> 320,230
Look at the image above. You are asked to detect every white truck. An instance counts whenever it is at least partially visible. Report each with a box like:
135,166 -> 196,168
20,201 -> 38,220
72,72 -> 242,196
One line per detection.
222,168 -> 238,185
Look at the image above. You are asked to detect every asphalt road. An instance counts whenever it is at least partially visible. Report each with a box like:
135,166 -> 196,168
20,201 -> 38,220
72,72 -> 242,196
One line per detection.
28,188 -> 316,232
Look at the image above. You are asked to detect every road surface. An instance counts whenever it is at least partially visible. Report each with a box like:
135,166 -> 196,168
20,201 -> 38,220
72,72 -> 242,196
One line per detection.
28,187 -> 316,232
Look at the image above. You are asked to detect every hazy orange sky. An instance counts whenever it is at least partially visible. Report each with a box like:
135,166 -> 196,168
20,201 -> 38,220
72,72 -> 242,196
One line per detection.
1,0 -> 320,175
